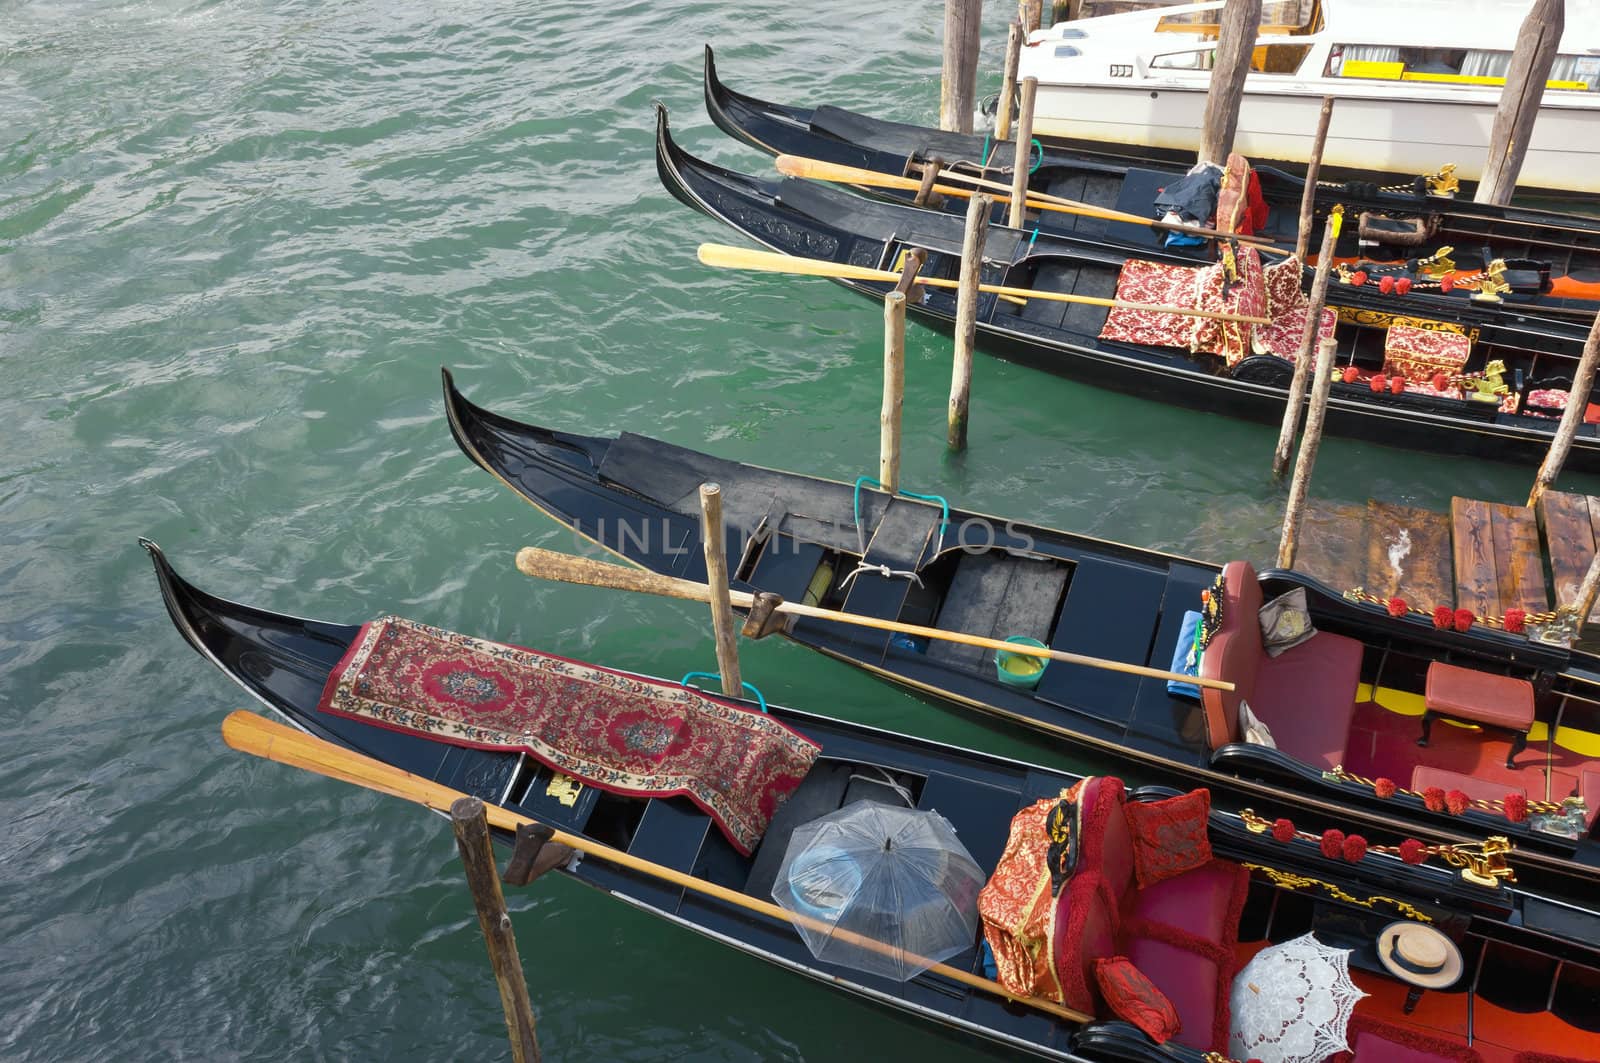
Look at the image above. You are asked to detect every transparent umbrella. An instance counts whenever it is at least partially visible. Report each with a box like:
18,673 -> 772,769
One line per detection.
770,802 -> 985,982
1230,932 -> 1368,1063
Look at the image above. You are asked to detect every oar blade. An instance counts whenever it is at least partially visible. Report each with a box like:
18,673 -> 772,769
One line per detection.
698,242 -> 905,286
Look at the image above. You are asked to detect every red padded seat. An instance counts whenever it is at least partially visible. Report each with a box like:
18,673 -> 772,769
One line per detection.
1411,765 -> 1522,805
1424,663 -> 1534,731
1199,561 -> 1363,771
1124,936 -> 1221,1051
1126,858 -> 1246,945
1582,768 -> 1600,829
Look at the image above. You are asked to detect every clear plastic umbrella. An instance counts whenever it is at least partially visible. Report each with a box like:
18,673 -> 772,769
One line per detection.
1229,932 -> 1368,1063
770,802 -> 985,982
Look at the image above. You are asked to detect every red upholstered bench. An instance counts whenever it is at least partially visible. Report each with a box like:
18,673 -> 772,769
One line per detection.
1411,765 -> 1523,806
1200,562 -> 1364,771
1050,778 -> 1249,1052
1421,662 -> 1535,769
1582,768 -> 1600,830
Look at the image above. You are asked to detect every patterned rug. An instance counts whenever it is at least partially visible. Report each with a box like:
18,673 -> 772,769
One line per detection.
318,617 -> 821,854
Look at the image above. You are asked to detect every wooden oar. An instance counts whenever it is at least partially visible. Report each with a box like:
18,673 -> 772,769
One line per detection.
514,546 -> 1233,692
221,710 -> 1090,1024
698,243 -> 1272,328
776,154 -> 1282,250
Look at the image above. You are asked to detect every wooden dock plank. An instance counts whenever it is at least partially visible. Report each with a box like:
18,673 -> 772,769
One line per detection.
1365,499 -> 1453,609
1292,499 -> 1370,593
1539,490 -> 1598,620
1488,502 -> 1549,616
1451,496 -> 1501,618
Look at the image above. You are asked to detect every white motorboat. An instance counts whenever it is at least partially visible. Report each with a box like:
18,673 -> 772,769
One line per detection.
1016,0 -> 1600,194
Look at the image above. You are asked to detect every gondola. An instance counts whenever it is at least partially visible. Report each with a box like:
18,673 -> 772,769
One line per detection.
441,368 -> 1600,909
702,46 -> 1600,321
148,539 -> 1600,1061
656,106 -> 1600,473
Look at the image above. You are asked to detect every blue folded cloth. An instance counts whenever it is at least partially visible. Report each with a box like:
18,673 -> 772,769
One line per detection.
1166,609 -> 1203,701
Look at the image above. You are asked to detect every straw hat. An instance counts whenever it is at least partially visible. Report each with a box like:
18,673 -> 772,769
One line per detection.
1377,922 -> 1463,989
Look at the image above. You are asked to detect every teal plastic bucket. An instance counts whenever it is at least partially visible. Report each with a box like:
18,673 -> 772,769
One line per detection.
995,636 -> 1049,689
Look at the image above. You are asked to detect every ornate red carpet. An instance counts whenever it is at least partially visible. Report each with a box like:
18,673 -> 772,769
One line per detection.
318,617 -> 820,854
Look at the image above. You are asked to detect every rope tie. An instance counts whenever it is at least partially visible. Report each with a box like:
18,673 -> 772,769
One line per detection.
847,765 -> 915,806
840,561 -> 924,592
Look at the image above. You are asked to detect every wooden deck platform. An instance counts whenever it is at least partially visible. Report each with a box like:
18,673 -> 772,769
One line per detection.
1293,490 -> 1600,622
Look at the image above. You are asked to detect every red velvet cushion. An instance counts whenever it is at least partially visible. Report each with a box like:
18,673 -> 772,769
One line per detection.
1050,870 -> 1120,1013
1078,777 -> 1135,898
1425,662 -> 1535,730
1092,956 -> 1180,1044
1123,789 -> 1213,889
1124,936 -> 1220,1051
1126,858 -> 1242,944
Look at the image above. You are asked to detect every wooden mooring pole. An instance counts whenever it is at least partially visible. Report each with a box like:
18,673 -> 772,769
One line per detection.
880,251 -> 927,493
950,194 -> 993,451
1476,0 -> 1563,206
996,20 -> 1024,142
1576,550 -> 1600,637
1278,336 -> 1338,569
1273,211 -> 1341,479
1019,0 -> 1042,33
699,483 -> 742,696
1529,309 -> 1600,509
1199,0 -> 1263,165
451,797 -> 541,1063
1293,97 -> 1335,265
1008,78 -> 1039,229
940,0 -> 984,134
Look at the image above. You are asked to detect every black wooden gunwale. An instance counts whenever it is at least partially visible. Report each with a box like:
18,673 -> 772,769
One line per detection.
657,108 -> 1600,473
702,45 -> 1600,294
439,370 -> 1600,903
146,539 -> 1600,1054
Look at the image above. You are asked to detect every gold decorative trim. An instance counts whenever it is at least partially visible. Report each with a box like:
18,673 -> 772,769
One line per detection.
1244,862 -> 1434,923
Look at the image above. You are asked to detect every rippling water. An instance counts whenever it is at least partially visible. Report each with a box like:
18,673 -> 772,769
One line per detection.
4,2 -> 1598,1059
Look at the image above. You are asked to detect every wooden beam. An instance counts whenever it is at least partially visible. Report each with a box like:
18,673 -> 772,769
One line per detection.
1294,97 -> 1335,265
950,194 -> 993,450
1199,0 -> 1264,165
881,291 -> 906,494
940,0 -> 984,134
1277,336 -> 1337,569
1273,214 -> 1339,479
699,483 -> 742,696
1476,0 -> 1564,205
1529,307 -> 1600,508
1451,496 -> 1501,618
452,798 -> 541,1063
996,20 -> 1024,142
1008,78 -> 1039,229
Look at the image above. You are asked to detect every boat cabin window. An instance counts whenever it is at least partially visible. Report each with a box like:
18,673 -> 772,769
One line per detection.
1328,46 -> 1599,92
1147,42 -> 1311,75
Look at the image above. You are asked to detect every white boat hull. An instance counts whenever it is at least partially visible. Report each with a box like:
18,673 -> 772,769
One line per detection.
1027,83 -> 1600,194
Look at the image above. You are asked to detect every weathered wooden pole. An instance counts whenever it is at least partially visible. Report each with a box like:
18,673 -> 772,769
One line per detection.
950,194 -> 993,450
1020,0 -> 1043,33
1575,549 -> 1600,636
940,0 -> 984,134
882,292 -> 907,494
698,483 -> 742,696
1529,309 -> 1600,508
996,20 -> 1024,142
1007,78 -> 1040,228
451,797 -> 541,1063
1199,0 -> 1263,165
1293,97 -> 1336,265
1278,336 -> 1338,569
1476,0 -> 1564,206
1273,212 -> 1342,479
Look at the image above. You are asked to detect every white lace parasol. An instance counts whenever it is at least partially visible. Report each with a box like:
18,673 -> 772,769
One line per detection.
1229,932 -> 1368,1063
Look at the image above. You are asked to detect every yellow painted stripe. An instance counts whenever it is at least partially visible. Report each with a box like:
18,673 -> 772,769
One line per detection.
1359,684 -> 1600,754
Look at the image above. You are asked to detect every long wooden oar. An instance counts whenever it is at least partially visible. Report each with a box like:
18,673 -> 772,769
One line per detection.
776,154 -> 1282,250
698,243 -> 1271,328
514,546 -> 1233,692
221,710 -> 1090,1024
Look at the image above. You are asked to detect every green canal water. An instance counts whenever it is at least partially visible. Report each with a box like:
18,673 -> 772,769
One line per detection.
5,2 -> 1598,1059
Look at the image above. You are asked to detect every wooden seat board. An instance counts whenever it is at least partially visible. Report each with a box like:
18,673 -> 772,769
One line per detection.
1363,499 -> 1453,607
1292,499 -> 1371,594
1538,490 -> 1600,621
1451,496 -> 1501,619
1488,502 -> 1550,616
928,553 -> 1070,674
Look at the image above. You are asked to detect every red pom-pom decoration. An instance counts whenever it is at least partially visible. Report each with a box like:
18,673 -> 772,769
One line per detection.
1396,277 -> 1413,295
1375,777 -> 1397,799
1399,838 -> 1427,864
1504,793 -> 1529,823
1453,608 -> 1474,632
1390,376 -> 1406,395
1343,834 -> 1368,862
1441,276 -> 1455,293
1432,605 -> 1453,629
1351,270 -> 1368,286
1504,608 -> 1527,634
1446,789 -> 1470,815
1432,371 -> 1450,390
1271,818 -> 1296,843
1386,597 -> 1407,618
1342,366 -> 1360,384
1379,275 -> 1396,294
1423,786 -> 1446,812
1320,828 -> 1346,859
1370,374 -> 1387,393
